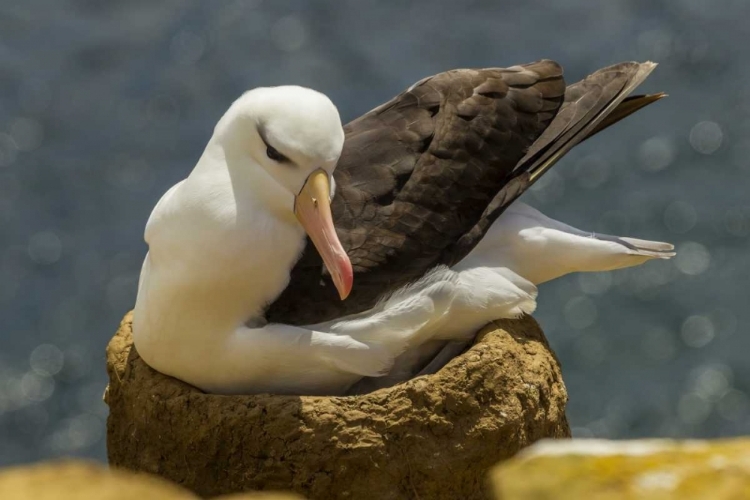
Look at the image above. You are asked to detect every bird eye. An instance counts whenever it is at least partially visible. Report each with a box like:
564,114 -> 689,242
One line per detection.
266,145 -> 288,163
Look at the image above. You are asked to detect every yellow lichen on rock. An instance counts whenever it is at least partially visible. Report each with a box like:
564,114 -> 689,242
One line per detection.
0,460 -> 304,499
491,438 -> 750,499
0,460 -> 195,500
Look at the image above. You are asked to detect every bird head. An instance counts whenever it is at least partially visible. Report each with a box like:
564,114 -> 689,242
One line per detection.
214,86 -> 352,300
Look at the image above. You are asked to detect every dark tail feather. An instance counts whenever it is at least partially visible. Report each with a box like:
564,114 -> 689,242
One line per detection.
586,92 -> 667,140
524,61 -> 661,183
442,61 -> 664,267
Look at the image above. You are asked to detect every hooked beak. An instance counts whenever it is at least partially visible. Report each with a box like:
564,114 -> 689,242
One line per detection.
294,169 -> 353,300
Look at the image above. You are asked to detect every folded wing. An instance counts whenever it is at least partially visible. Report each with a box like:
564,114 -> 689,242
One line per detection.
266,60 -> 662,325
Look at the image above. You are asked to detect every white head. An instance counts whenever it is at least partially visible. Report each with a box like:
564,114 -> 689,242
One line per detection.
213,86 -> 352,299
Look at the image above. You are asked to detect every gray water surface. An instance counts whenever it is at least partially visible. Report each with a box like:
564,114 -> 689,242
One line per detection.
1,0 -> 749,465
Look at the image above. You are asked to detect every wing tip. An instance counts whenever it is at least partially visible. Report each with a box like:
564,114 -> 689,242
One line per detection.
633,250 -> 676,259
619,237 -> 676,259
638,92 -> 669,105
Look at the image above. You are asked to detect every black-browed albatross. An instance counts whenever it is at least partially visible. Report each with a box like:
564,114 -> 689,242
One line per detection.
133,60 -> 673,396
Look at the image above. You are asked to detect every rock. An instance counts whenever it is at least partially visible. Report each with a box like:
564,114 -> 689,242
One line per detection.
106,312 -> 569,500
490,438 -> 750,499
0,460 -> 303,499
0,461 -> 190,500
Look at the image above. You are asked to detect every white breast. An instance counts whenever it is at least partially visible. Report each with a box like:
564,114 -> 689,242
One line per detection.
132,161 -> 306,376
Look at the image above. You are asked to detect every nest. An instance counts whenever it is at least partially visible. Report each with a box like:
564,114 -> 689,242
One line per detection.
105,312 -> 569,500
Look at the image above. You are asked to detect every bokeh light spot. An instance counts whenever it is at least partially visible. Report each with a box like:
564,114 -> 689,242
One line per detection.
674,241 -> 710,275
691,363 -> 732,400
30,344 -> 64,376
10,118 -> 44,152
638,136 -> 675,172
717,389 -> 750,422
20,371 -> 55,403
170,30 -> 206,65
663,201 -> 697,234
677,392 -> 711,425
574,154 -> 610,189
28,231 -> 62,265
689,121 -> 723,155
724,207 -> 750,237
0,133 -> 18,167
681,315 -> 715,348
272,15 -> 308,52
577,272 -> 612,295
529,169 -> 565,205
564,296 -> 598,330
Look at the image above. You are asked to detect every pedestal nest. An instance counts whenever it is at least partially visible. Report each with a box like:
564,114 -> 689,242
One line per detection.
105,312 -> 570,500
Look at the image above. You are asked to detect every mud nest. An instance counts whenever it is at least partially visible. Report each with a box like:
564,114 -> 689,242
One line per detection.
105,312 -> 570,500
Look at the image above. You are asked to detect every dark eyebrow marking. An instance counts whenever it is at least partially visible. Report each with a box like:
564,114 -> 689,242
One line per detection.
257,124 -> 293,165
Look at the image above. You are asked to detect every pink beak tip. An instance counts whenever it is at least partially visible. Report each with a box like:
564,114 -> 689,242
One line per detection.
338,261 -> 354,300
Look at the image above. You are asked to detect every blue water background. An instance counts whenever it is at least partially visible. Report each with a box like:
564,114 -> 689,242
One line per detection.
1,0 -> 748,464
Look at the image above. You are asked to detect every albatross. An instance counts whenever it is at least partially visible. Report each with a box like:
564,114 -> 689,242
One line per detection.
133,60 -> 673,396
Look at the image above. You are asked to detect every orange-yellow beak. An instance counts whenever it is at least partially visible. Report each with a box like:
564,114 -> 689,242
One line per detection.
294,169 -> 353,300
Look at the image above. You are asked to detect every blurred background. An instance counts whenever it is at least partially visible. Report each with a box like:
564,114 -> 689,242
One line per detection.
1,0 -> 748,465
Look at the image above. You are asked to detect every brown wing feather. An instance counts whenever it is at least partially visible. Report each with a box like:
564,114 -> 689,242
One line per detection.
266,60 -> 661,325
441,62 -> 663,266
267,60 -> 565,324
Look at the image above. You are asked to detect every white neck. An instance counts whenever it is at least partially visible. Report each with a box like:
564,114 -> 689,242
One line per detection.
141,141 -> 307,337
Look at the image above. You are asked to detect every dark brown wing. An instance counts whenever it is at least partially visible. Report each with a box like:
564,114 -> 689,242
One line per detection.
266,61 -> 662,325
266,60 -> 565,325
441,62 -> 664,265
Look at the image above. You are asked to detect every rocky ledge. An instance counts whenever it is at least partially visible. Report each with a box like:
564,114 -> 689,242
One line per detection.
105,312 -> 569,500
0,460 -> 302,499
491,438 -> 750,499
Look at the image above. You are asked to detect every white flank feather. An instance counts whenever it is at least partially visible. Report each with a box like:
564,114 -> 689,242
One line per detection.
454,201 -> 675,285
